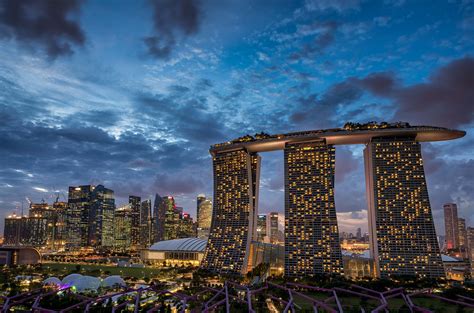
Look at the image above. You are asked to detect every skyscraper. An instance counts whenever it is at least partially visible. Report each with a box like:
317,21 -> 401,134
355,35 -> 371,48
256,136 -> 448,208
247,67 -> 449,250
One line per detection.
3,213 -> 47,247
197,198 -> 212,239
89,185 -> 115,248
444,203 -> 459,250
153,193 -> 164,242
67,185 -> 94,249
256,214 -> 267,242
3,214 -> 23,246
113,204 -> 132,252
365,137 -> 444,278
197,194 -> 206,225
458,218 -> 467,248
51,200 -> 67,251
203,123 -> 464,278
140,199 -> 153,247
269,212 -> 280,244
202,149 -> 260,275
285,141 -> 343,277
129,195 -> 141,249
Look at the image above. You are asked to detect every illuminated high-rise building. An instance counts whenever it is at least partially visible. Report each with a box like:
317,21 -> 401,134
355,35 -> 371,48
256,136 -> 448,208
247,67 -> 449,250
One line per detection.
203,123 -> 464,278
444,203 -> 459,250
458,218 -> 467,248
269,212 -> 280,244
284,141 -> 343,277
29,200 -> 67,250
202,149 -> 260,275
197,198 -> 212,239
3,214 -> 23,246
89,185 -> 115,248
365,136 -> 444,278
129,195 -> 141,249
113,204 -> 132,252
66,185 -> 94,250
196,194 -> 206,224
153,193 -> 164,242
140,199 -> 153,248
256,214 -> 267,242
3,213 -> 47,247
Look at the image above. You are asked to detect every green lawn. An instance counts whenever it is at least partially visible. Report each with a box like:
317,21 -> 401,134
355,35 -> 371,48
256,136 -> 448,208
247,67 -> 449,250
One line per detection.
411,296 -> 469,313
41,262 -> 189,280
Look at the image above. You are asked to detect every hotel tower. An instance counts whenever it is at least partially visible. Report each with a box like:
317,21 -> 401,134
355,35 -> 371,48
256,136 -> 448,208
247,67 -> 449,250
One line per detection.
203,123 -> 465,278
201,149 -> 260,274
364,136 -> 444,278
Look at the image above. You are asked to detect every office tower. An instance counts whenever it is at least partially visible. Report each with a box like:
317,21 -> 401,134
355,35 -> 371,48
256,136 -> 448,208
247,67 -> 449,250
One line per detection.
444,203 -> 459,250
89,185 -> 115,248
284,141 -> 343,277
458,218 -> 467,248
202,149 -> 260,275
178,212 -> 196,238
3,213 -> 47,247
365,136 -> 444,278
153,194 -> 164,242
129,195 -> 141,249
140,199 -> 153,247
468,227 -> 474,276
3,214 -> 22,246
356,228 -> 362,240
67,185 -> 95,249
197,194 -> 206,224
197,198 -> 212,239
163,196 -> 178,240
29,200 -> 67,250
23,215 -> 48,247
256,214 -> 267,242
269,212 -> 279,244
51,200 -> 67,251
114,204 -> 132,251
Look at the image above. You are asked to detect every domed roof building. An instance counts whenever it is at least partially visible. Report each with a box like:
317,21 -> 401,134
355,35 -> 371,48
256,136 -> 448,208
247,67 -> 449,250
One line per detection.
73,276 -> 101,293
62,273 -> 83,285
102,275 -> 126,289
43,277 -> 61,286
142,238 -> 207,267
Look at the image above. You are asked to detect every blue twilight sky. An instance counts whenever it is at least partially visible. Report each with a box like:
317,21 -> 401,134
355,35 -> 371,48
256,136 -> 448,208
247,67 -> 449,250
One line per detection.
0,0 -> 473,235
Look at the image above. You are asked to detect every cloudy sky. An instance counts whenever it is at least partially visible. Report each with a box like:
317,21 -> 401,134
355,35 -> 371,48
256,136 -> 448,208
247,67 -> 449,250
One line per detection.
0,0 -> 473,235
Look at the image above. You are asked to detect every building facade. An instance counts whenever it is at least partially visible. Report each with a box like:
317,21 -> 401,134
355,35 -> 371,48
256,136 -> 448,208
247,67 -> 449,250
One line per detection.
444,203 -> 459,250
284,141 -> 343,277
365,136 -> 444,278
202,149 -> 260,275
458,218 -> 467,248
197,198 -> 212,239
3,214 -> 47,247
89,185 -> 115,248
153,194 -> 164,242
140,199 -> 153,248
113,205 -> 132,251
256,214 -> 267,242
129,196 -> 141,249
202,123 -> 464,278
66,185 -> 95,250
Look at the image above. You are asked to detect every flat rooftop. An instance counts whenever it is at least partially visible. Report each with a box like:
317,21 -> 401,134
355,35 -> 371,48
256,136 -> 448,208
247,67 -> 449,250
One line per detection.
210,122 -> 465,154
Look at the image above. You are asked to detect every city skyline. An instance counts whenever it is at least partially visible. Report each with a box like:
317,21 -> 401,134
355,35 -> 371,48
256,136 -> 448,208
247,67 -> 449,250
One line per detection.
0,0 -> 473,238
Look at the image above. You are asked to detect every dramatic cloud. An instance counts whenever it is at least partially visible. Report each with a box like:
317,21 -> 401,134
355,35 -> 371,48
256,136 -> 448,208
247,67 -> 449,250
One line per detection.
0,0 -> 85,58
393,57 -> 474,128
144,0 -> 201,58
289,21 -> 339,61
290,80 -> 363,128
305,0 -> 360,12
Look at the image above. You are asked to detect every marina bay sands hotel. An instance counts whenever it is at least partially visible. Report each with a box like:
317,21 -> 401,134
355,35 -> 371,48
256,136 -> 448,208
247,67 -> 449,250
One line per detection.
201,122 -> 465,278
